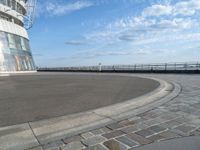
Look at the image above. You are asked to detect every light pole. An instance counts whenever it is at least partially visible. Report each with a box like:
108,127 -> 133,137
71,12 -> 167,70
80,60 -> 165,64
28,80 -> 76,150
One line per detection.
99,63 -> 102,72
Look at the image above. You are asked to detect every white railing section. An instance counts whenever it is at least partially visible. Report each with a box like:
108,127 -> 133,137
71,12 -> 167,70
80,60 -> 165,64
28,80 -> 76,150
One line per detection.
38,62 -> 200,72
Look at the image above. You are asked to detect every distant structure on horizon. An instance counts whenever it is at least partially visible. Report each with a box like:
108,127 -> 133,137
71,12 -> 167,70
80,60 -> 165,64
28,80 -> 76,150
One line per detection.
0,0 -> 36,72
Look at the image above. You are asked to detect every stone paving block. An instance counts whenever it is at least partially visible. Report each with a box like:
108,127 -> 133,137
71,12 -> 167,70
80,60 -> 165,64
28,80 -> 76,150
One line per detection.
147,125 -> 166,133
137,111 -> 159,119
116,136 -> 138,147
158,107 -> 171,112
137,113 -> 150,119
100,127 -> 112,133
179,106 -> 197,114
153,117 -> 169,124
133,122 -> 149,130
180,113 -> 199,120
82,135 -> 107,146
30,146 -> 43,150
127,133 -> 152,145
147,134 -> 165,142
43,146 -> 59,150
44,148 -> 59,150
83,144 -> 108,150
159,114 -> 179,121
81,132 -> 94,139
91,129 -> 105,135
62,141 -> 85,150
103,139 -> 127,150
143,119 -> 159,126
158,130 -> 180,140
189,129 -> 200,136
128,118 -> 145,125
63,135 -> 83,144
125,120 -> 140,127
102,130 -> 124,139
135,129 -> 155,138
119,119 -> 136,127
192,111 -> 200,116
187,118 -> 200,126
175,117 -> 191,124
161,120 -> 182,128
174,124 -> 196,133
163,103 -> 171,107
106,123 -> 124,130
137,112 -> 149,118
128,116 -> 141,122
43,140 -> 65,150
167,106 -> 180,112
120,125 -> 139,134
192,103 -> 200,109
150,109 -> 167,116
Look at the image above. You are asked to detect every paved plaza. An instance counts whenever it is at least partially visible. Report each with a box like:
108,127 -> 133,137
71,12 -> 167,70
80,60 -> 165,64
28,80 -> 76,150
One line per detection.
0,73 -> 200,150
28,74 -> 200,150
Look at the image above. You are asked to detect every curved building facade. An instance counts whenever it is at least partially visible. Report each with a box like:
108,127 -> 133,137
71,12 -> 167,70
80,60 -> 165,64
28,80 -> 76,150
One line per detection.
0,0 -> 35,72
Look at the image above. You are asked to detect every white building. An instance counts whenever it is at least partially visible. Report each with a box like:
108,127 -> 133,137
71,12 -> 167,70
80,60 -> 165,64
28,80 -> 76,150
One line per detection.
0,0 -> 35,72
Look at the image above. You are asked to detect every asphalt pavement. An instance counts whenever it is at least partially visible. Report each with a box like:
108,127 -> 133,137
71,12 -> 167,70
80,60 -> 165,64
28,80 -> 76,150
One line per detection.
0,73 -> 159,127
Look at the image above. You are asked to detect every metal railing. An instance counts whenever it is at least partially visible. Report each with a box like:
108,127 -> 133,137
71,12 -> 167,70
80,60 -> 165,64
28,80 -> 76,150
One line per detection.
38,62 -> 200,73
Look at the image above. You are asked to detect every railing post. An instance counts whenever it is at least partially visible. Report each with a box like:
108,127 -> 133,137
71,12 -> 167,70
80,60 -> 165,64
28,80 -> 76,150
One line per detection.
98,63 -> 102,72
175,63 -> 176,71
165,63 -> 167,71
185,63 -> 188,71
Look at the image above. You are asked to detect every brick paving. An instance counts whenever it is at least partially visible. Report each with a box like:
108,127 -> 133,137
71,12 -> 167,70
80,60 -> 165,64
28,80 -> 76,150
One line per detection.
28,74 -> 200,150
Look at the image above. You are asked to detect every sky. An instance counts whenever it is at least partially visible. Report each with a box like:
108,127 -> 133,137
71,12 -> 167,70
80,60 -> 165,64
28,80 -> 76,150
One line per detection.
28,0 -> 200,67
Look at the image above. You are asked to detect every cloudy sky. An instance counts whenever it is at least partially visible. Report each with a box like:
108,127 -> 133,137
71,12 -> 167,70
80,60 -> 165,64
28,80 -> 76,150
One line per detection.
29,0 -> 200,67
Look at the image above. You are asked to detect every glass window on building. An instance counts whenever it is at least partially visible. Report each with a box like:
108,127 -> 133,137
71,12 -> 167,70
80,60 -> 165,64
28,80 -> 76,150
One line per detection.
29,57 -> 35,70
0,13 -> 11,22
24,39 -> 30,51
0,32 -> 9,53
7,0 -> 11,7
14,35 -> 22,50
17,3 -> 23,14
21,37 -> 26,51
7,33 -> 16,49
11,0 -> 16,10
3,53 -> 16,71
0,0 -> 6,5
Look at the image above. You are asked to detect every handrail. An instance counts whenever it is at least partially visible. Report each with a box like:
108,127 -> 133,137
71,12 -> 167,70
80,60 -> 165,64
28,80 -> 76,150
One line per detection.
37,62 -> 200,72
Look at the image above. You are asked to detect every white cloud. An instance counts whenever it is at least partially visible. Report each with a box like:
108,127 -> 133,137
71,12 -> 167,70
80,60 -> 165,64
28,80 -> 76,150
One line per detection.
45,1 -> 93,16
72,47 -> 176,59
142,0 -> 200,17
150,18 -> 195,30
85,0 -> 200,45
142,5 -> 172,17
73,50 -> 132,59
173,0 -> 200,16
65,40 -> 86,45
86,16 -> 197,44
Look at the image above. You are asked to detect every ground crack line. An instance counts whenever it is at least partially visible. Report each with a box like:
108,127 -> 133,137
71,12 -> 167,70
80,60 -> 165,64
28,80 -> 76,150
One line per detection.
28,122 -> 44,149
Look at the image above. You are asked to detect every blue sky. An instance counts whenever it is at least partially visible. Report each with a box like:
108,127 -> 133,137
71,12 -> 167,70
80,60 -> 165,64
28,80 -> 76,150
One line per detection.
29,0 -> 200,67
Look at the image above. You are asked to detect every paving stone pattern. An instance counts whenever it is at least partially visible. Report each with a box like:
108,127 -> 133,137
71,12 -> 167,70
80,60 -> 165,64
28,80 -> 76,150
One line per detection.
29,74 -> 200,150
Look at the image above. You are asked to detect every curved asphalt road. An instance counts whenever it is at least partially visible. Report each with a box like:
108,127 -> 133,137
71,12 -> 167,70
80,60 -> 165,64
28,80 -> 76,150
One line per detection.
0,73 -> 159,127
